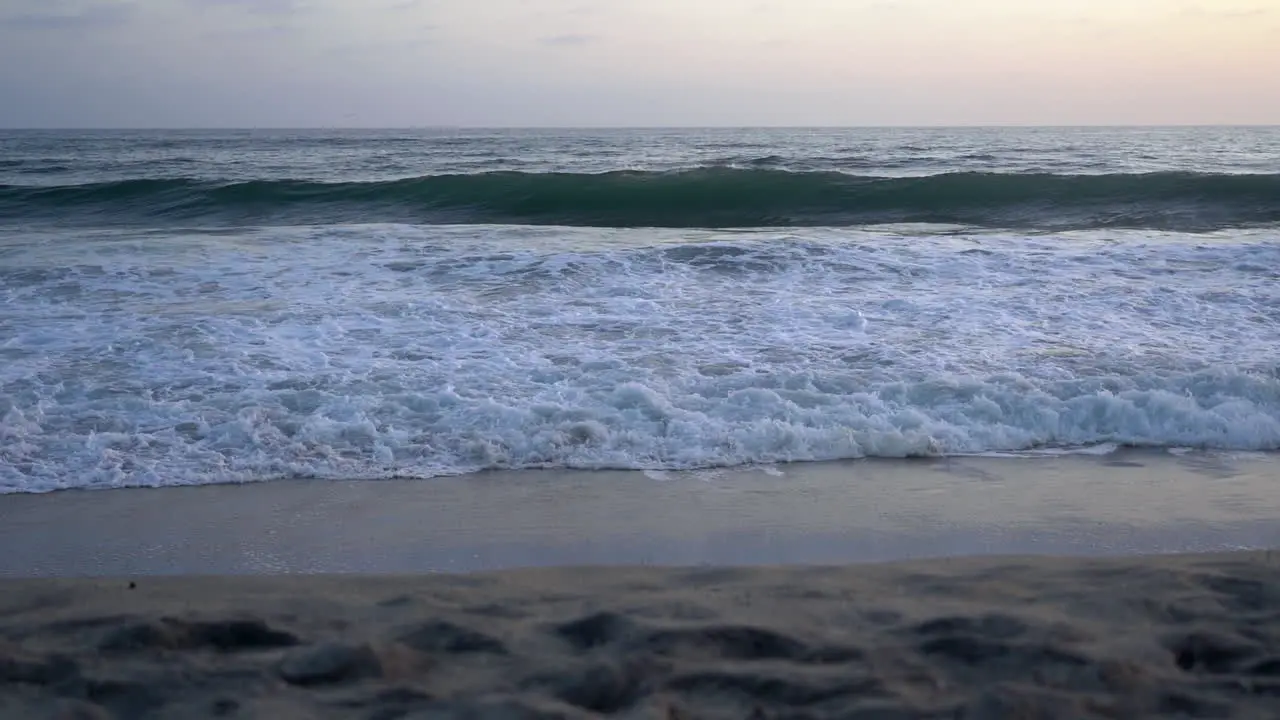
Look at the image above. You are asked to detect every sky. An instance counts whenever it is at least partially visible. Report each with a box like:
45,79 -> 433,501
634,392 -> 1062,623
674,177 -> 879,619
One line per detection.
1,0 -> 1278,127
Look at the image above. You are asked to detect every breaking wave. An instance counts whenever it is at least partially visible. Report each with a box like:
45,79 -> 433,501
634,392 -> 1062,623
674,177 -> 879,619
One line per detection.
3,169 -> 1279,230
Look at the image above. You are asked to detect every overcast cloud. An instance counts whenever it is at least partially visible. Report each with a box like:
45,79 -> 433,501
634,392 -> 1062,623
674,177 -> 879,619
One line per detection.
1,0 -> 1276,127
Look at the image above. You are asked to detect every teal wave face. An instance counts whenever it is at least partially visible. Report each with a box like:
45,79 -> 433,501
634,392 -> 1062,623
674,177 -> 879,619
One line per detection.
2,169 -> 1279,230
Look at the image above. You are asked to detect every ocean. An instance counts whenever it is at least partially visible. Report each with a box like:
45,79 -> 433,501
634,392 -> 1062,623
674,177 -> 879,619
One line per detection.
1,127 -> 1279,493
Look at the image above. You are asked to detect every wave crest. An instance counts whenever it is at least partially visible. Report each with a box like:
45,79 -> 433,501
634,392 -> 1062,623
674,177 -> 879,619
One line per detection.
3,169 -> 1279,230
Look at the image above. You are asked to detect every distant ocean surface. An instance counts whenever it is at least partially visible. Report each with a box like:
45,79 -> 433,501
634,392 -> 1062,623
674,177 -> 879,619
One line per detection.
2,127 -> 1279,493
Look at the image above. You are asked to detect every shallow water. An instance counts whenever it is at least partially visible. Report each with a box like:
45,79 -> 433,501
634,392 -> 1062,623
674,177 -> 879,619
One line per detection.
2,128 -> 1279,492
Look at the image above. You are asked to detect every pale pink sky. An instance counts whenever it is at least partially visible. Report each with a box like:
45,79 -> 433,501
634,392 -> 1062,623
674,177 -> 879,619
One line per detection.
1,0 -> 1277,126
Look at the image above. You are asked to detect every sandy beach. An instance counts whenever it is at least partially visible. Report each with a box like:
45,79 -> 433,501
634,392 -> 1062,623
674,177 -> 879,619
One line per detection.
4,451 -> 1280,577
2,552 -> 1279,719
1,452 -> 1279,717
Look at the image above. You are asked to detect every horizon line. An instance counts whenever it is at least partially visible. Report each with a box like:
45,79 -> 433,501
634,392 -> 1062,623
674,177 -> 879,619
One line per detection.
2,123 -> 1279,132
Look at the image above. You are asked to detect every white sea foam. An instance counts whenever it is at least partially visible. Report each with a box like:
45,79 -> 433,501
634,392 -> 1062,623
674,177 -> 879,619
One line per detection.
2,225 -> 1279,493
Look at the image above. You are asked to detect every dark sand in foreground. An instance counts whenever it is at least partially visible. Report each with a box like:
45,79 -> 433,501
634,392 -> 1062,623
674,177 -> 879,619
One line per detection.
2,452 -> 1279,718
3,552 -> 1280,719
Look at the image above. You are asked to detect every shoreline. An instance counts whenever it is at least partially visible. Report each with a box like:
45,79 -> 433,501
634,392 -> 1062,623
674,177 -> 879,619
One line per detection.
2,451 -> 1278,717
9,446 -> 1278,499
3,450 -> 1278,577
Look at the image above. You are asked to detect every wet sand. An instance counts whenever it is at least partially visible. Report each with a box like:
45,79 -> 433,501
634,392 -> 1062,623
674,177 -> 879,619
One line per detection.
1,452 -> 1278,718
1,450 -> 1278,576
